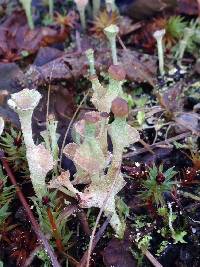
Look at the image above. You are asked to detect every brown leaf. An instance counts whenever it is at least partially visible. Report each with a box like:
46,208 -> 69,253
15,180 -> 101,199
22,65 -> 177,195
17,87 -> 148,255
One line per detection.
0,11 -> 69,62
26,49 -> 156,87
102,237 -> 136,267
125,0 -> 177,20
176,0 -> 199,15
175,112 -> 200,135
157,81 -> 184,114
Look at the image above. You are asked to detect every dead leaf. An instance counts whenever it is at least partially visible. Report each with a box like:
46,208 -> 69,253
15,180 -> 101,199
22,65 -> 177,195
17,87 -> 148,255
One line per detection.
124,0 -> 177,20
0,11 -> 70,62
157,81 -> 184,114
175,112 -> 200,135
176,0 -> 199,15
25,48 -> 156,87
102,237 -> 136,267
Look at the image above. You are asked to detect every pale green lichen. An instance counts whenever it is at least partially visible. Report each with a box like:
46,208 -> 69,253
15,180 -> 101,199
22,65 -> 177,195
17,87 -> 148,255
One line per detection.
8,89 -> 54,199
175,27 -> 195,65
74,0 -> 88,30
104,24 -> 119,65
19,0 -> 34,30
153,29 -> 166,76
48,47 -> 139,237
92,0 -> 100,18
0,117 -> 4,136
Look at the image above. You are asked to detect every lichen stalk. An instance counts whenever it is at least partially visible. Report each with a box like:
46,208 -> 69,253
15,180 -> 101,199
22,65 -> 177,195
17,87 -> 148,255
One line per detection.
85,49 -> 96,76
176,27 -> 194,65
8,89 -> 53,199
19,0 -> 34,30
153,29 -> 166,76
92,0 -> 100,18
49,0 -> 54,22
104,24 -> 119,65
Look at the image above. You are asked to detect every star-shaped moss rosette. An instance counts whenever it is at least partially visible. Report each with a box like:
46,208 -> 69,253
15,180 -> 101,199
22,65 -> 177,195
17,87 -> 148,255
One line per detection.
0,117 -> 4,137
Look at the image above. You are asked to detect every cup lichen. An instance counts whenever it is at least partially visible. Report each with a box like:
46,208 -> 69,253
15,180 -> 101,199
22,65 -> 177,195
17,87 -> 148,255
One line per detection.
8,88 -> 54,199
153,29 -> 166,76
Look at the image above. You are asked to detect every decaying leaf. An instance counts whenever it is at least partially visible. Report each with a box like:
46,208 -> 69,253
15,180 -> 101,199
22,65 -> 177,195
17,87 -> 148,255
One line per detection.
0,11 -> 70,62
102,237 -> 136,267
25,48 -> 156,87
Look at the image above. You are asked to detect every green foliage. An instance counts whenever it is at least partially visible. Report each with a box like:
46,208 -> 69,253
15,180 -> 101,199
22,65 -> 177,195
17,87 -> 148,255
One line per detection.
185,19 -> 200,55
141,165 -> 176,206
168,203 -> 187,244
36,249 -> 52,267
31,192 -> 73,249
137,234 -> 152,251
166,16 -> 187,39
0,166 -> 15,226
0,128 -> 28,175
156,240 -> 168,256
116,196 -> 129,219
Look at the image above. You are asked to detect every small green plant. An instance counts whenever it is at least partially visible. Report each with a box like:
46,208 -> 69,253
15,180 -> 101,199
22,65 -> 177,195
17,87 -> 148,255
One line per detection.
19,0 -> 34,30
156,240 -> 169,256
0,166 -> 15,228
32,192 -> 73,250
141,165 -> 176,206
0,128 -> 28,175
166,16 -> 187,40
168,203 -> 187,244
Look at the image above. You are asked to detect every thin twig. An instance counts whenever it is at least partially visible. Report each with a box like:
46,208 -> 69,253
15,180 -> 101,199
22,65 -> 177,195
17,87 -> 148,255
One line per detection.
0,153 -> 61,267
78,215 -> 112,267
142,249 -> 163,267
23,245 -> 42,267
124,131 -> 191,158
59,90 -> 90,169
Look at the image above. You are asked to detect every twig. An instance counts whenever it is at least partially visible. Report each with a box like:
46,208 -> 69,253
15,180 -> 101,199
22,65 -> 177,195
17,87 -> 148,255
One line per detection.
59,90 -> 90,169
123,131 -> 191,158
142,249 -> 163,267
139,139 -> 154,155
77,215 -> 112,267
0,153 -> 61,267
23,245 -> 42,267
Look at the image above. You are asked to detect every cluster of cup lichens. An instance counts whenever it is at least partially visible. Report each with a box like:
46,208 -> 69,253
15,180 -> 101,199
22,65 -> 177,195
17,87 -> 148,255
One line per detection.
6,23 -> 140,236
49,24 -> 140,236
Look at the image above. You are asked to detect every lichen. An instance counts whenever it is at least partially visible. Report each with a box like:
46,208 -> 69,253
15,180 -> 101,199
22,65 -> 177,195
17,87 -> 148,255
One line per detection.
8,88 -> 54,199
